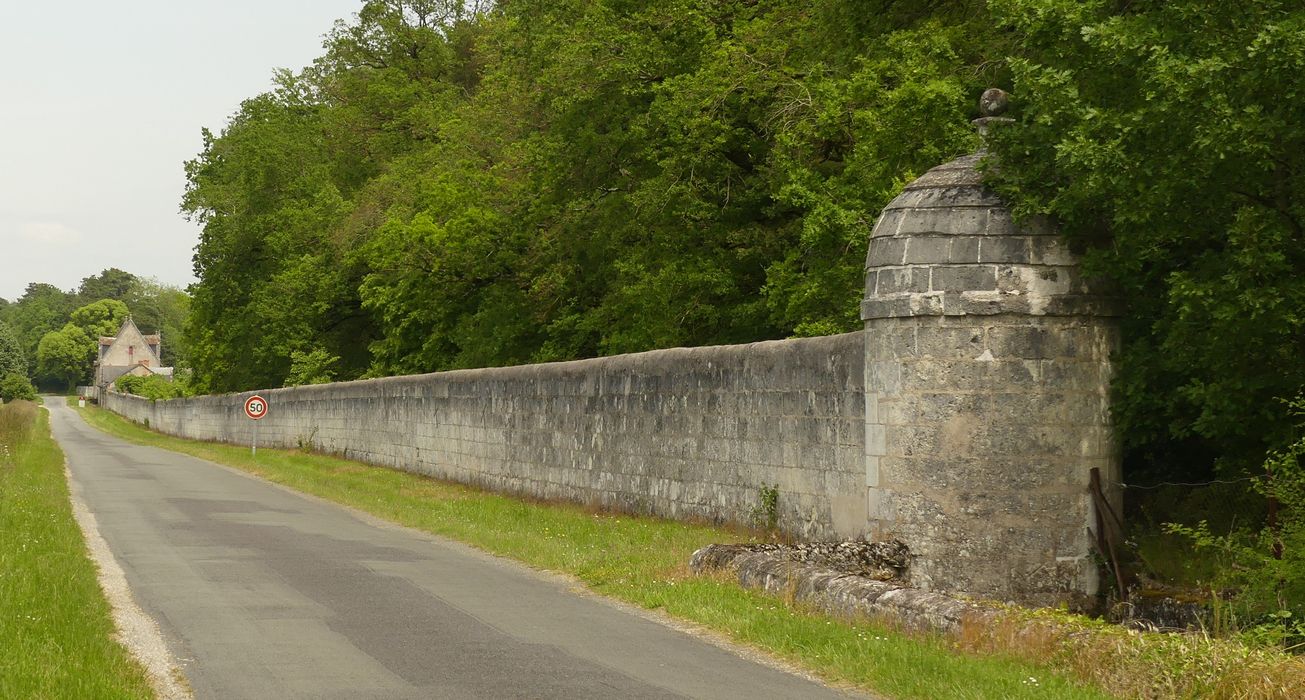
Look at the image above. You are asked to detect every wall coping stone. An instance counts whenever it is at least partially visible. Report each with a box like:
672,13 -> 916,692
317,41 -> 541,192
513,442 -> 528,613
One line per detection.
177,332 -> 866,402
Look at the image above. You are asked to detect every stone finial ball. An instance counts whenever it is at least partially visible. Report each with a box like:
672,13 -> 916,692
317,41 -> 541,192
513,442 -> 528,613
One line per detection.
979,88 -> 1009,117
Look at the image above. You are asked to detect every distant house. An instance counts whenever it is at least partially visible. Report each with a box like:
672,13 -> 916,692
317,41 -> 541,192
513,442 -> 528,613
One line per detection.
94,317 -> 174,390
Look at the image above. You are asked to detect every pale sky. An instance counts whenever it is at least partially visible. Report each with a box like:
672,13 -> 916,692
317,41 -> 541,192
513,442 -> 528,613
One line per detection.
0,0 -> 364,302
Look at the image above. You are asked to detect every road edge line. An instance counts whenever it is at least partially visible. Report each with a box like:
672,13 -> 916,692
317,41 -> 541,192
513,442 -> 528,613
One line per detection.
63,450 -> 193,700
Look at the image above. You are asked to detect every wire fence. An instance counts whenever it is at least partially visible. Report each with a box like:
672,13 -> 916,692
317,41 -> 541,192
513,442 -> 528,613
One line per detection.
1090,468 -> 1275,602
1111,475 -> 1258,491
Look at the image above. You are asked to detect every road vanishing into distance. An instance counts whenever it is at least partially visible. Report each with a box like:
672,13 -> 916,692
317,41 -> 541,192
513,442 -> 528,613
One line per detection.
48,401 -> 856,699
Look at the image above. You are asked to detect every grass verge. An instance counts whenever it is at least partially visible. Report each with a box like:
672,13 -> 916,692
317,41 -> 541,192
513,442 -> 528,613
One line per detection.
72,403 -> 1117,700
0,401 -> 154,699
959,604 -> 1305,699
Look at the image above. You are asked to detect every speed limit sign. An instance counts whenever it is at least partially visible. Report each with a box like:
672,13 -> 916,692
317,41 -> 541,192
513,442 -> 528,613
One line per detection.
244,395 -> 268,421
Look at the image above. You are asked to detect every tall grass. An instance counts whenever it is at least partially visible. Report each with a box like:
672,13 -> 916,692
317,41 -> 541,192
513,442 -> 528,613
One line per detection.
0,401 -> 153,699
957,606 -> 1305,699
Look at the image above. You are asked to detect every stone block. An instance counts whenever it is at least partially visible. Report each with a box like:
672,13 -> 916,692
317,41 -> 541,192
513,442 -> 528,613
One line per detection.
916,185 -> 1005,208
875,397 -> 913,426
876,267 -> 930,294
986,325 -> 1055,360
979,237 -> 1031,264
965,422 -> 1092,459
907,392 -> 988,423
887,455 -> 1079,492
948,236 -> 981,263
1040,295 -> 1123,317
870,209 -> 905,237
899,358 -> 1038,392
866,422 -> 887,457
896,159 -> 984,189
909,292 -> 945,316
951,291 -> 1027,316
914,324 -> 985,359
864,270 -> 878,298
886,425 -> 942,458
865,325 -> 917,359
930,265 -> 998,293
866,361 -> 902,393
895,208 -> 989,237
1028,389 -> 1111,425
904,237 -> 952,264
991,319 -> 1106,357
867,237 -> 907,267
861,297 -> 912,320
866,487 -> 891,522
830,493 -> 869,538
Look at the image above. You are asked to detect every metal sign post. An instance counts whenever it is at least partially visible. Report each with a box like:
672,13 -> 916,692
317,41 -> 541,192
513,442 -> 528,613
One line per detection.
244,394 -> 268,457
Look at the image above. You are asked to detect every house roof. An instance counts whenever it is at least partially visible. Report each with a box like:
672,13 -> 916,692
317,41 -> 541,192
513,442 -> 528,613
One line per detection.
125,364 -> 174,377
100,317 -> 162,364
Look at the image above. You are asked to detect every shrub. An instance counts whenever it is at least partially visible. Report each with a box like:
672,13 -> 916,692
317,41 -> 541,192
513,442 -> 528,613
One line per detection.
115,374 -> 187,401
1168,397 -> 1305,648
0,372 -> 38,403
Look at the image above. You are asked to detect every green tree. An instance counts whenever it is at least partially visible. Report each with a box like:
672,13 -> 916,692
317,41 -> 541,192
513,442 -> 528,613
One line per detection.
182,1 -> 495,391
70,299 -> 129,339
182,73 -> 364,393
987,0 -> 1305,477
34,299 -> 130,390
185,1 -> 1005,387
76,268 -> 138,305
36,326 -> 91,391
284,348 -> 340,386
357,0 -> 995,374
0,321 -> 25,380
0,272 -> 160,386
0,283 -> 76,375
0,372 -> 37,402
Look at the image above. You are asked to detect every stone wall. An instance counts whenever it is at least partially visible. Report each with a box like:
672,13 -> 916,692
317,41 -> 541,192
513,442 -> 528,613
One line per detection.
104,333 -> 868,539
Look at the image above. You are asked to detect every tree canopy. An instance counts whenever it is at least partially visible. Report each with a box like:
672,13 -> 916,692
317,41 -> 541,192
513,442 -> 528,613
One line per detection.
0,270 -> 189,390
36,299 -> 129,391
0,322 -> 25,380
182,0 -> 1002,392
77,268 -> 138,305
181,0 -> 1304,481
986,0 -> 1305,476
2,283 -> 78,376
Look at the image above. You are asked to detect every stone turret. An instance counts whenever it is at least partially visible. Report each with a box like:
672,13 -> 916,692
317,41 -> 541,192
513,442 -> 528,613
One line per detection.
861,90 -> 1121,605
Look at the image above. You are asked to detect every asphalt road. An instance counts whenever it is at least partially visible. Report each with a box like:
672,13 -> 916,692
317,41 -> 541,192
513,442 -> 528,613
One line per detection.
48,400 -> 856,699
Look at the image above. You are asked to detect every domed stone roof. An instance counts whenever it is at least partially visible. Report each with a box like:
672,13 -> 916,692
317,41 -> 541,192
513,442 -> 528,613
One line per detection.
861,151 -> 1118,321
